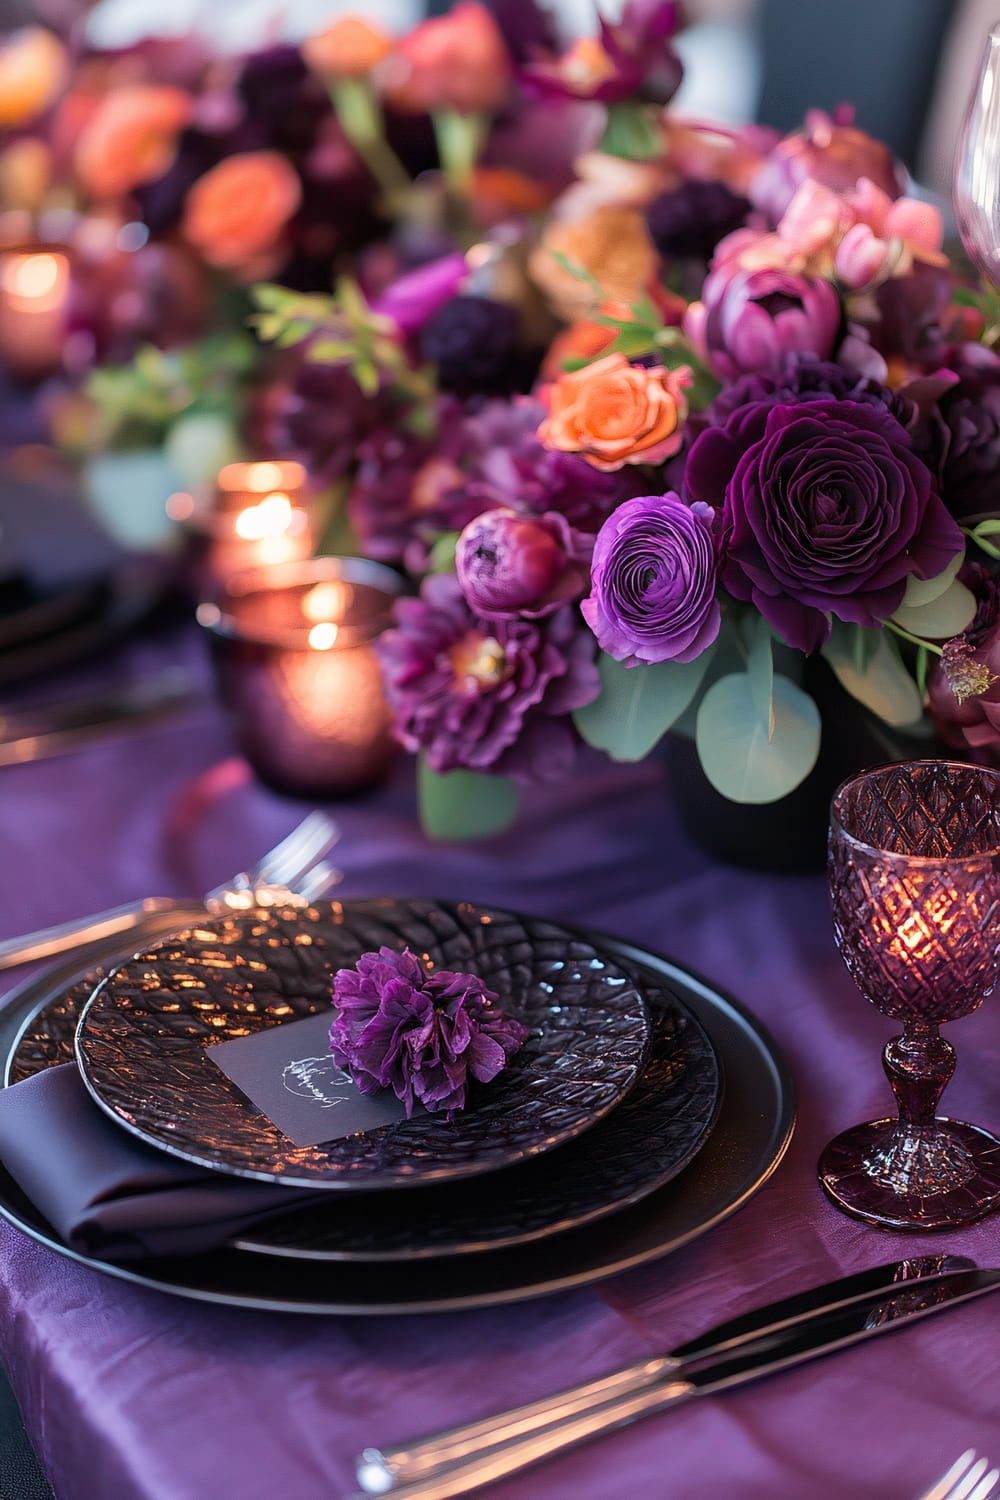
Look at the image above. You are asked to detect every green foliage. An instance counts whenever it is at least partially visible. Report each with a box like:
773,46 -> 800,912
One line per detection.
573,646 -> 717,761
821,624 -> 923,727
695,671 -> 821,803
890,577 -> 976,639
417,759 -> 520,840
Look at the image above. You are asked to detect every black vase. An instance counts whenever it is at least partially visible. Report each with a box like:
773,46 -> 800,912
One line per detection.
664,658 -> 937,874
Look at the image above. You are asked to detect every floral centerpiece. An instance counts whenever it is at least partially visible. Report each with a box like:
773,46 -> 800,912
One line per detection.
5,4 -> 1000,842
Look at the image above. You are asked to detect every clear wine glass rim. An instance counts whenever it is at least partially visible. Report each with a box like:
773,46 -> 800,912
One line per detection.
830,759 -> 1000,864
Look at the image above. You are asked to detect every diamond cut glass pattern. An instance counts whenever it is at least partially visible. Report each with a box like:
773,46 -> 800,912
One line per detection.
820,761 -> 1000,1229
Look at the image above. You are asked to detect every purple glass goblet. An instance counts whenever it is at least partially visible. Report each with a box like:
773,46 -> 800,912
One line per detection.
819,760 -> 1000,1229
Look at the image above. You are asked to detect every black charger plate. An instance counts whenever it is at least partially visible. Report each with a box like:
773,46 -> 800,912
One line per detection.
0,916 -> 794,1314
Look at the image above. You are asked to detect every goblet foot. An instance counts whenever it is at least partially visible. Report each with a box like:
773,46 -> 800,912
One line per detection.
818,1117 -> 1000,1229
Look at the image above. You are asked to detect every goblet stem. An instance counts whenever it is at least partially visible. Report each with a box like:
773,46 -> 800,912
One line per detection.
883,1023 -> 955,1128
862,1024 -> 974,1199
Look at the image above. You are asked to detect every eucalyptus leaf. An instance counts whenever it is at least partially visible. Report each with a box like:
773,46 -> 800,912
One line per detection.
973,519 -> 1000,536
890,577 -> 976,639
746,617 -> 775,740
821,628 -> 922,727
900,554 -> 963,610
573,647 -> 716,761
695,672 -> 821,804
417,760 -> 519,841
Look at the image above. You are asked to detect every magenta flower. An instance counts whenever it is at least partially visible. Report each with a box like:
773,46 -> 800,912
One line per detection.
582,493 -> 721,665
370,253 -> 469,336
330,946 -> 529,1118
685,260 -> 841,380
717,400 -> 964,653
455,508 -> 589,619
376,575 -> 599,781
519,1 -> 682,105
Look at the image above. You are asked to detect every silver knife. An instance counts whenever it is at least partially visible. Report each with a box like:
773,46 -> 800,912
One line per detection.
359,1254 -> 972,1493
352,1262 -> 997,1500
0,670 -> 199,767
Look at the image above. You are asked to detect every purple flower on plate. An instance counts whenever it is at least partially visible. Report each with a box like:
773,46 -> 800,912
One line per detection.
582,492 -> 721,665
376,574 -> 599,781
716,400 -> 964,653
330,946 -> 529,1118
455,508 -> 590,619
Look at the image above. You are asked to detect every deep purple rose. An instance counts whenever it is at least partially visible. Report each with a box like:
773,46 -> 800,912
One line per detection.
377,574 -> 599,781
686,261 -> 841,381
716,400 -> 964,653
455,508 -> 589,619
330,946 -> 529,1118
582,492 -> 721,665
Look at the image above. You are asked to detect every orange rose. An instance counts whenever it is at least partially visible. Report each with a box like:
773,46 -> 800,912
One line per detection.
74,85 -> 190,200
0,29 -> 67,128
303,18 -> 394,79
378,2 -> 510,115
529,206 -> 659,320
541,300 -> 633,381
182,152 -> 302,273
539,353 -> 691,472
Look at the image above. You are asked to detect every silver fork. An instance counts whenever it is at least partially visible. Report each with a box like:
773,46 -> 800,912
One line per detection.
0,811 -> 341,971
919,1451 -> 1000,1500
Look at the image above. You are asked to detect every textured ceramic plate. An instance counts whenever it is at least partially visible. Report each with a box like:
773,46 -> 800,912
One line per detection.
74,900 -> 652,1190
0,922 -> 795,1314
9,954 -> 720,1261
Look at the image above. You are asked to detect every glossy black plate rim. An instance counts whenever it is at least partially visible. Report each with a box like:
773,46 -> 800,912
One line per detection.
0,921 -> 795,1314
71,902 -> 655,1191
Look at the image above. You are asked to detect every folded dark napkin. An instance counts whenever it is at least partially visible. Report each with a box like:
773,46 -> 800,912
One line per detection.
0,1064 -> 318,1262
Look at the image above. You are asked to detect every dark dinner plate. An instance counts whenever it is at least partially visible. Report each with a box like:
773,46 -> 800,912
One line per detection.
0,915 -> 795,1314
74,901 -> 652,1191
10,953 -> 721,1260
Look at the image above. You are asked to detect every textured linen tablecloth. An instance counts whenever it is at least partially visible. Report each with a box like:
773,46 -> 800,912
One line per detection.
1,620 -> 999,1500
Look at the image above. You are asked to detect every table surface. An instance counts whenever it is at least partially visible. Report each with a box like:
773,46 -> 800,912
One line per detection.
1,612 -> 999,1500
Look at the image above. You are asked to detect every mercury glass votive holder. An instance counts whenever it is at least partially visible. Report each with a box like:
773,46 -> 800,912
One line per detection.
0,244 -> 71,381
819,760 -> 1000,1229
196,557 -> 404,799
169,460 -> 313,596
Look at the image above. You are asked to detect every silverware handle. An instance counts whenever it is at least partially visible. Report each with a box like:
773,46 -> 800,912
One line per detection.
351,1377 -> 694,1500
357,1356 -> 678,1493
0,898 -> 181,971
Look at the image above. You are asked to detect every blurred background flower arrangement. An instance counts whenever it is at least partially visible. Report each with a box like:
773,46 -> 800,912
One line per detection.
5,0 -> 1000,840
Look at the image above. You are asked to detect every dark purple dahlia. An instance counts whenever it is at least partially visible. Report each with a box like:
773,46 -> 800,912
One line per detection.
376,574 -> 600,781
419,296 -> 524,396
645,180 -> 753,263
330,946 -> 529,1118
269,360 -> 387,485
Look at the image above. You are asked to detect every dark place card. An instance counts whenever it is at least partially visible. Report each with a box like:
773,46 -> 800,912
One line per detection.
207,1012 -> 412,1148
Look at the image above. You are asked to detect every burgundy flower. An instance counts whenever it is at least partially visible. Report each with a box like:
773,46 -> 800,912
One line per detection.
376,574 -> 599,781
645,179 -> 753,263
714,400 -> 963,653
268,359 -> 387,484
583,493 -> 720,665
519,0 -> 682,106
749,108 -> 905,225
909,349 -> 1000,524
455,508 -> 589,618
330,946 -> 529,1118
926,564 -> 1000,756
419,295 -> 525,396
686,259 -> 841,380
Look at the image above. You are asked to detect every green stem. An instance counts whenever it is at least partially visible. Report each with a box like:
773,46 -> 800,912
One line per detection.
330,80 -> 412,207
885,620 -> 944,657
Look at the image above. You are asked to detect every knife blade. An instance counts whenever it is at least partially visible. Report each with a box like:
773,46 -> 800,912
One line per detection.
358,1253 -> 973,1494
353,1264 -> 998,1500
0,670 -> 200,767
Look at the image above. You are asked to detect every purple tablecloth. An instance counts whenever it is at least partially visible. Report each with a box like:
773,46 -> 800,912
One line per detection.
1,620 -> 999,1500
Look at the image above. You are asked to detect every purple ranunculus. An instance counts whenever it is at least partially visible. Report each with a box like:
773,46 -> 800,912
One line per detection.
715,400 -> 964,653
749,108 -> 905,225
329,946 -> 529,1118
582,493 -> 720,665
685,261 -> 841,381
455,508 -> 590,619
370,253 -> 469,337
376,574 -> 600,781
